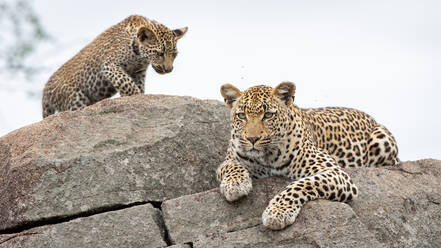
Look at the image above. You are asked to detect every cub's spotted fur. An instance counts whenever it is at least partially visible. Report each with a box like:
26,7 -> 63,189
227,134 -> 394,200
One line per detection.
42,15 -> 187,118
217,82 -> 399,230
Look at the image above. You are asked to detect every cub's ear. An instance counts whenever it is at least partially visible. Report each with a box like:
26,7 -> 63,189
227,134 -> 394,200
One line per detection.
272,81 -> 296,106
138,26 -> 157,44
220,83 -> 242,109
173,27 -> 188,40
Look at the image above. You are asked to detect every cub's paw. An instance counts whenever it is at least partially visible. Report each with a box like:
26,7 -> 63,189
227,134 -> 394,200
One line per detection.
262,202 -> 300,230
220,173 -> 252,202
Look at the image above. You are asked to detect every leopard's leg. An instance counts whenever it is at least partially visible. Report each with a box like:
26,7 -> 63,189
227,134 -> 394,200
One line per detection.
102,63 -> 142,97
42,84 -> 58,118
262,166 -> 358,230
68,90 -> 91,111
133,69 -> 146,93
42,96 -> 56,118
217,161 -> 252,202
366,124 -> 399,167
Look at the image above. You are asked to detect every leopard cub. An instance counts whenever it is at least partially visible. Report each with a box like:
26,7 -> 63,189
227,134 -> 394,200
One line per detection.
42,15 -> 187,118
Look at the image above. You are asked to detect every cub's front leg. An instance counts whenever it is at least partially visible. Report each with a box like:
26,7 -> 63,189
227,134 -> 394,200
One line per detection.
102,63 -> 143,97
133,68 -> 147,93
216,160 -> 252,202
262,167 -> 358,230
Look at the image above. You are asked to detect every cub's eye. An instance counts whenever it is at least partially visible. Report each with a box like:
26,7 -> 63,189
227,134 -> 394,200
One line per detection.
237,113 -> 246,120
172,52 -> 178,58
158,52 -> 164,57
263,112 -> 274,119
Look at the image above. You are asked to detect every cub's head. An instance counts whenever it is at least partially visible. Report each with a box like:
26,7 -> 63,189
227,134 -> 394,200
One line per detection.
221,82 -> 297,157
136,21 -> 187,74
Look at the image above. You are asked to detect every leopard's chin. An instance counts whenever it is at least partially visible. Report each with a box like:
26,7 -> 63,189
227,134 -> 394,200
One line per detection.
244,148 -> 265,158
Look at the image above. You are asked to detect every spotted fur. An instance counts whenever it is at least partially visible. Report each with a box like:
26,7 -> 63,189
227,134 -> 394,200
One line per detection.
42,15 -> 187,118
217,82 -> 399,230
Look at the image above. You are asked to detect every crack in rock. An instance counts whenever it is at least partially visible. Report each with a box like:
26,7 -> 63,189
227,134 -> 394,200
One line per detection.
0,200 -> 176,247
0,201 -> 154,235
0,232 -> 42,245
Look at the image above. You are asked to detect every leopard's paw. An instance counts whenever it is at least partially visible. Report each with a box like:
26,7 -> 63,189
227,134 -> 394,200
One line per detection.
262,202 -> 300,230
220,174 -> 252,202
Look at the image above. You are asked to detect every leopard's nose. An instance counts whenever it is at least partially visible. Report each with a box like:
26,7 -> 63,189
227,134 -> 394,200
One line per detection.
165,66 -> 173,73
247,136 -> 260,144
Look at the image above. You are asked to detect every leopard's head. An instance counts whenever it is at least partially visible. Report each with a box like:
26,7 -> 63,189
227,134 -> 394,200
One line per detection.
221,82 -> 297,158
136,21 -> 187,74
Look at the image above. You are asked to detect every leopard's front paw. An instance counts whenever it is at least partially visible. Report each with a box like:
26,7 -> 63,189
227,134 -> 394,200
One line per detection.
262,202 -> 300,230
220,174 -> 252,202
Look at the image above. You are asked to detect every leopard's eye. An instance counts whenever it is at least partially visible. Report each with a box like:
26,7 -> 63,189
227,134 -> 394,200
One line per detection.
237,112 -> 246,120
158,52 -> 164,57
263,112 -> 274,119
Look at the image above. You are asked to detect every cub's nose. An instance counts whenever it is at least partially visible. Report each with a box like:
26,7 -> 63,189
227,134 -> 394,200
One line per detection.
165,66 -> 173,73
247,137 -> 260,144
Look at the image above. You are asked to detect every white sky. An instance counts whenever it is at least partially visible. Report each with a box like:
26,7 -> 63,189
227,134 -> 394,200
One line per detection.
0,0 -> 440,161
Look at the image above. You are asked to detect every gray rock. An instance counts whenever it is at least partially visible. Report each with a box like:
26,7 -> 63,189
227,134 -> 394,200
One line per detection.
163,160 -> 441,247
167,245 -> 191,248
163,177 -> 382,247
1,94 -> 440,248
162,177 -> 290,244
347,159 -> 441,248
0,95 -> 230,231
193,200 -> 383,248
0,204 -> 166,248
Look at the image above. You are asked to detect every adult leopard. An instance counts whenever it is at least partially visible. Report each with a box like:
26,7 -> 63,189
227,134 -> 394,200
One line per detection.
217,82 -> 399,230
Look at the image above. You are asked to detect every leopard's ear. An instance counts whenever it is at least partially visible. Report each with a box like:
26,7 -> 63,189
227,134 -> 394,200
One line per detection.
220,83 -> 242,109
173,27 -> 188,40
272,81 -> 296,106
138,26 -> 157,45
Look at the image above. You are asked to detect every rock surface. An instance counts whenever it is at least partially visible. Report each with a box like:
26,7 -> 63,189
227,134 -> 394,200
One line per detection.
0,95 -> 440,248
0,94 -> 229,231
0,204 -> 166,248
163,160 -> 441,248
163,177 -> 382,247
